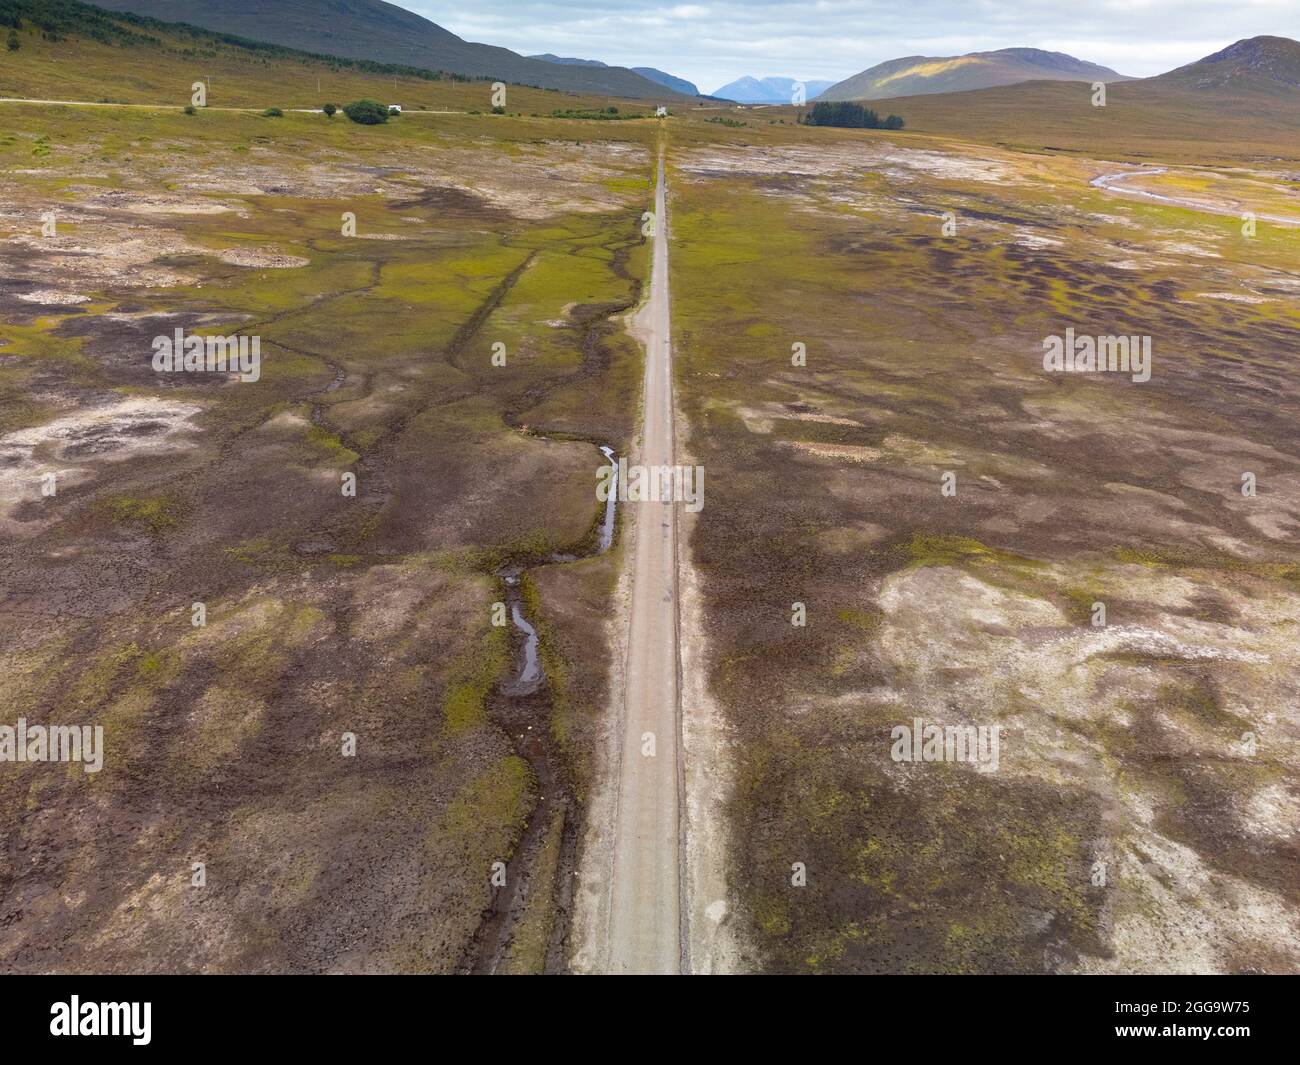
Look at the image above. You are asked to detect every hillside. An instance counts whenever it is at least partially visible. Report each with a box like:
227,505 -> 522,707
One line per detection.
631,68 -> 699,97
867,41 -> 1300,163
1152,34 -> 1300,94
85,0 -> 686,98
0,0 -> 652,110
820,47 -> 1128,101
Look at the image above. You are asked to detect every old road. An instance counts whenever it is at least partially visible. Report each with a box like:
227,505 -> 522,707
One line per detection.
605,149 -> 686,974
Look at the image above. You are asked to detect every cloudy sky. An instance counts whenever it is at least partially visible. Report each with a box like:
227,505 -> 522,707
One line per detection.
407,0 -> 1293,94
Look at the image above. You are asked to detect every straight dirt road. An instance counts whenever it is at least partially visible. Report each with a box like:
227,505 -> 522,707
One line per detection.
605,150 -> 685,974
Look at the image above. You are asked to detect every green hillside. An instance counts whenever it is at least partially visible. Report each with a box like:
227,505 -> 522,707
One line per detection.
820,47 -> 1128,102
0,0 -> 658,110
84,0 -> 687,98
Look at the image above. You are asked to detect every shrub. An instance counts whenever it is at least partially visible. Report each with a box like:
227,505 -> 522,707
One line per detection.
261,107 -> 284,117
183,104 -> 196,115
6,30 -> 18,51
322,102 -> 337,117
343,98 -> 389,124
490,104 -> 505,115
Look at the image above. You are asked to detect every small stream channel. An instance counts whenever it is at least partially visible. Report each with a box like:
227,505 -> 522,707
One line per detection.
499,445 -> 617,695
460,443 -> 619,973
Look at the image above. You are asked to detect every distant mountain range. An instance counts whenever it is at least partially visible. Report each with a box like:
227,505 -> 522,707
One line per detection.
712,76 -> 836,103
79,2 -> 1300,119
819,48 -> 1129,101
87,0 -> 691,98
530,54 -> 700,96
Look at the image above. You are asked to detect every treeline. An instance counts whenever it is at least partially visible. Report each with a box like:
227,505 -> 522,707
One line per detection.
0,0 -> 157,45
803,101 -> 904,130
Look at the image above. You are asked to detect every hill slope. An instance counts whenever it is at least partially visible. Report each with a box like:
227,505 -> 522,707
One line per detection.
630,68 -> 700,97
0,0 -> 646,110
1152,35 -> 1300,94
86,0 -> 686,97
872,38 -> 1300,163
820,47 -> 1128,101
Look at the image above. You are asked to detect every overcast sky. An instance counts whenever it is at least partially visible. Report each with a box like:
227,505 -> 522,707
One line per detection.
407,0 -> 1295,94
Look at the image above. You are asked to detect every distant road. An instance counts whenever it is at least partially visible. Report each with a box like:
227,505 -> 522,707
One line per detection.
605,150 -> 685,974
1091,167 -> 1300,227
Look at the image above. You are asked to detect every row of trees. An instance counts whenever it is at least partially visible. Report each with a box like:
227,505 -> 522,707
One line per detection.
802,101 -> 904,130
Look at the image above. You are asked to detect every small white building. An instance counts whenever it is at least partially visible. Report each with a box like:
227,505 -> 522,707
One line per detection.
655,106 -> 668,118
388,104 -> 402,114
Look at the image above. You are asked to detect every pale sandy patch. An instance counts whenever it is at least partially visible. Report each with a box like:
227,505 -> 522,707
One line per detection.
83,188 -> 232,215
782,441 -> 882,463
17,290 -> 90,305
0,398 -> 202,531
1160,241 -> 1221,258
218,247 -> 309,269
1194,291 -> 1271,303
872,563 -> 1300,973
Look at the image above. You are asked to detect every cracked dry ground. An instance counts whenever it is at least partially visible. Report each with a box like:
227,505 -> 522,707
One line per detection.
0,108 -> 654,972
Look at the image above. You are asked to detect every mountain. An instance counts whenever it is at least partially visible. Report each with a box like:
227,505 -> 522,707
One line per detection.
87,0 -> 686,98
530,53 -> 701,95
819,48 -> 1129,102
713,76 -> 835,103
1150,35 -> 1300,94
